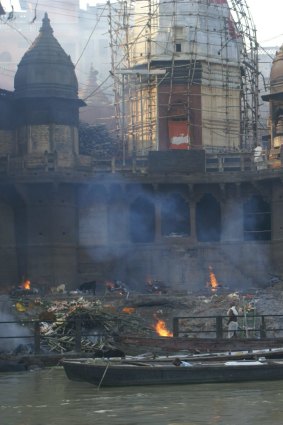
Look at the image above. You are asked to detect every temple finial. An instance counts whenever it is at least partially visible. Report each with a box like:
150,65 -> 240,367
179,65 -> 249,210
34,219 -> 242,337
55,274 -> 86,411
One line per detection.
40,12 -> 53,34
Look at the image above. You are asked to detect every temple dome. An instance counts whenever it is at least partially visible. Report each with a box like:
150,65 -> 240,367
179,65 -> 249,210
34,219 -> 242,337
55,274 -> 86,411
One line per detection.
270,45 -> 283,94
14,13 -> 78,100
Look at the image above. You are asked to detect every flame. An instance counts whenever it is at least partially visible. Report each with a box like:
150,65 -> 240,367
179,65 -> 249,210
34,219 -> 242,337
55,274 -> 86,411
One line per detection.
208,266 -> 218,291
155,320 -> 173,337
21,280 -> 31,290
122,307 -> 135,314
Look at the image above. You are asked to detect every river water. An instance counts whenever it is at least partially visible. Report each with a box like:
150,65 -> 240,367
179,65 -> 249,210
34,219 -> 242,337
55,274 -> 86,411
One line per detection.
1,367 -> 283,425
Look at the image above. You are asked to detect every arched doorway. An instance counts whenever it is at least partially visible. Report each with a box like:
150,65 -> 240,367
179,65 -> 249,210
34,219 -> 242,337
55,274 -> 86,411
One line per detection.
243,195 -> 271,241
196,194 -> 221,242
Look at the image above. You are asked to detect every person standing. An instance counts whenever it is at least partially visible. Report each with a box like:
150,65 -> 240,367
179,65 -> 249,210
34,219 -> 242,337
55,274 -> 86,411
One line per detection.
227,301 -> 239,338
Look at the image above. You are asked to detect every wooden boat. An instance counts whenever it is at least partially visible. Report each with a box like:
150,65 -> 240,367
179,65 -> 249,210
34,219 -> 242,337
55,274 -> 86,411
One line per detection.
62,358 -> 283,387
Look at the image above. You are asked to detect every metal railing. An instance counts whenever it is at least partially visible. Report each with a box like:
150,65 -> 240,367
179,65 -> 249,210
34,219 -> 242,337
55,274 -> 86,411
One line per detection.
172,314 -> 283,339
0,151 -> 274,176
0,318 -> 108,355
1,314 -> 283,355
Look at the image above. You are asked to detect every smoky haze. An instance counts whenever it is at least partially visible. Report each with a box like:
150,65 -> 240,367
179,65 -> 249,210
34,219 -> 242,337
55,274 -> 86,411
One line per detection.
0,295 -> 32,353
0,1 -> 111,97
78,174 -> 275,291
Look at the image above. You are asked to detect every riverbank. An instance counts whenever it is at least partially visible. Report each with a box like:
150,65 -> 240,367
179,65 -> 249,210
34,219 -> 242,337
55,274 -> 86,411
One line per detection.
1,282 -> 283,365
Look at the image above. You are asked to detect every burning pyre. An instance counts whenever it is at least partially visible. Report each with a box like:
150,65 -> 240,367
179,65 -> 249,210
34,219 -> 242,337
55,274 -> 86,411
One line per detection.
207,266 -> 220,292
10,280 -> 39,297
155,319 -> 173,337
21,280 -> 31,290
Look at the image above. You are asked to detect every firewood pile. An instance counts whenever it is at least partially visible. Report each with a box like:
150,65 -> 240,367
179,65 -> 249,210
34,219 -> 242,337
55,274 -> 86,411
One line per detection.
38,298 -> 155,353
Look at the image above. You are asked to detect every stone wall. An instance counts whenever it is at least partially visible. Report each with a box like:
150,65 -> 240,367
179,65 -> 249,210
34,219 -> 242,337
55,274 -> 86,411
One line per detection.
148,150 -> 205,174
0,173 -> 282,292
0,131 -> 15,155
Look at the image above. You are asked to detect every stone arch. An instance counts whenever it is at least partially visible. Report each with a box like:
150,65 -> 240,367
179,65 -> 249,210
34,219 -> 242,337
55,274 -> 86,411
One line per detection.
129,197 -> 155,243
243,195 -> 271,241
196,193 -> 221,242
160,193 -> 190,236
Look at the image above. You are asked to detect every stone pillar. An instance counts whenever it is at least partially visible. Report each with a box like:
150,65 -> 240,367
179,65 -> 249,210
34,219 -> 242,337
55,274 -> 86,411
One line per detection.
270,183 -> 283,274
187,184 -> 197,243
153,184 -> 162,241
271,183 -> 283,241
189,201 -> 197,243
25,183 -> 78,289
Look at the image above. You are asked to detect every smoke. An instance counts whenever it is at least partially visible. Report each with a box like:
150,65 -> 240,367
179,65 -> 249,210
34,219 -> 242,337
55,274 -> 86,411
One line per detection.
0,295 -> 32,353
220,195 -> 273,288
78,175 -> 194,289
78,175 -> 156,284
77,174 -> 275,292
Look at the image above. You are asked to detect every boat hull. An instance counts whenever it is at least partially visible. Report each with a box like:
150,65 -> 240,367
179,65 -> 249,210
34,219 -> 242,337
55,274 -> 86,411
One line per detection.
62,360 -> 283,387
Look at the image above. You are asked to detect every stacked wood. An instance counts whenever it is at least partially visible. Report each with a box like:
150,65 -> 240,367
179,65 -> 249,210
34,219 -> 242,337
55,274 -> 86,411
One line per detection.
39,298 -> 155,353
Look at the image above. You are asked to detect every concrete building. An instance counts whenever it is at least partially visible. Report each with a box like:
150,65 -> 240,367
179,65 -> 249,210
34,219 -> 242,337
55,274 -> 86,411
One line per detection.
0,13 -> 283,295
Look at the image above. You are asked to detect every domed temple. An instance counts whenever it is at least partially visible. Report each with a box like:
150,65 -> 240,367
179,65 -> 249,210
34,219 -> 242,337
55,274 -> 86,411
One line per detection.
263,45 -> 283,164
0,11 -> 283,293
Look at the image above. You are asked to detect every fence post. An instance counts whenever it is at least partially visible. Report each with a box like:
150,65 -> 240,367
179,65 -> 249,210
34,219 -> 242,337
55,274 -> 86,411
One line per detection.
260,316 -> 266,338
34,321 -> 41,354
75,318 -> 82,352
172,317 -> 179,337
216,316 -> 223,339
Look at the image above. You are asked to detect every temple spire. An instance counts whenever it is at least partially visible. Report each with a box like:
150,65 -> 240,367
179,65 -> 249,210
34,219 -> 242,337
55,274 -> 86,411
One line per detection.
40,12 -> 53,35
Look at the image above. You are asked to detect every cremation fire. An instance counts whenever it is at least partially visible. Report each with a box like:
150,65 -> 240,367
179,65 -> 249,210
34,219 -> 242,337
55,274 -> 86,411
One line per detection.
155,319 -> 173,337
20,280 -> 31,290
10,279 -> 39,297
207,266 -> 218,292
122,307 -> 135,314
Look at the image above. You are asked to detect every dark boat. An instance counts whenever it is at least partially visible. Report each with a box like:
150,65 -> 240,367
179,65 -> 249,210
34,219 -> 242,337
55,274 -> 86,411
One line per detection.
62,358 -> 283,387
